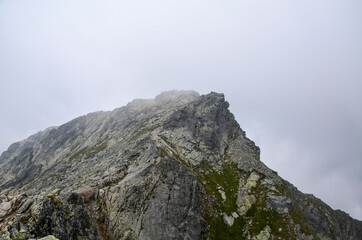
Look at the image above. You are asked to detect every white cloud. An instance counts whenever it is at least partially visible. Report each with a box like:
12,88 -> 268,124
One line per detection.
0,0 -> 361,219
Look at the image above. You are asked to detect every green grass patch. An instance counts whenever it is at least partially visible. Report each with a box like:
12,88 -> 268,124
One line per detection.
199,161 -> 246,239
246,204 -> 295,239
200,161 -> 239,214
242,177 -> 300,239
205,214 -> 246,240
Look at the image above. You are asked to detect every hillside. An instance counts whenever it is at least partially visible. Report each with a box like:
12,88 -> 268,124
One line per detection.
0,91 -> 361,240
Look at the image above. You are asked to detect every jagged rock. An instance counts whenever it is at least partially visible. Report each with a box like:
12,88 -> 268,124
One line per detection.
245,172 -> 260,189
255,225 -> 271,240
218,189 -> 226,200
266,195 -> 293,214
0,202 -> 11,212
223,214 -> 234,227
263,179 -> 274,186
237,193 -> 256,216
98,189 -> 104,197
236,173 -> 259,216
0,91 -> 361,240
0,202 -> 11,219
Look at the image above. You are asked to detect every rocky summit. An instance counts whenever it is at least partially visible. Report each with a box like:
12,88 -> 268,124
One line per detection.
0,91 -> 361,240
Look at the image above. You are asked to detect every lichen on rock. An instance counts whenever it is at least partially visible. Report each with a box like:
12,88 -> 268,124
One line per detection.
236,172 -> 260,216
255,225 -> 271,240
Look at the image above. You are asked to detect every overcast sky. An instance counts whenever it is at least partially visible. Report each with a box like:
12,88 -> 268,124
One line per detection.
0,0 -> 361,220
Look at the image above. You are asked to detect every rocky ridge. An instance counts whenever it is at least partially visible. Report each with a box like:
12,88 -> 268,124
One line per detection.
0,90 -> 361,240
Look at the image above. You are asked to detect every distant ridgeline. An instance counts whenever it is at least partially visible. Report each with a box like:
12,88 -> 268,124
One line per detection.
0,90 -> 361,240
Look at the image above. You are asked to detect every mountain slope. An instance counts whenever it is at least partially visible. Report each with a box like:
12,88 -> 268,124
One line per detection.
0,91 -> 361,240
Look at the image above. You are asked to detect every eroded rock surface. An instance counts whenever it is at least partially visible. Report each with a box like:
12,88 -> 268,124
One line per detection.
0,90 -> 361,240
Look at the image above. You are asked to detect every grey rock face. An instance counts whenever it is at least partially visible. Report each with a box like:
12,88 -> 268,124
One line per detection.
0,90 -> 361,240
223,214 -> 234,227
266,195 -> 293,214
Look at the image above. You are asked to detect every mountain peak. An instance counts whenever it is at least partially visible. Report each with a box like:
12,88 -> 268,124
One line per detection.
126,90 -> 200,111
154,89 -> 200,102
0,91 -> 361,240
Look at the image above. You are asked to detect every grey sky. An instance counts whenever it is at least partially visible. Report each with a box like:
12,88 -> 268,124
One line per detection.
0,0 -> 361,219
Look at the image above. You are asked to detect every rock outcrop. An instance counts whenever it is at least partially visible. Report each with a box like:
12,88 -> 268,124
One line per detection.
0,90 -> 361,240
